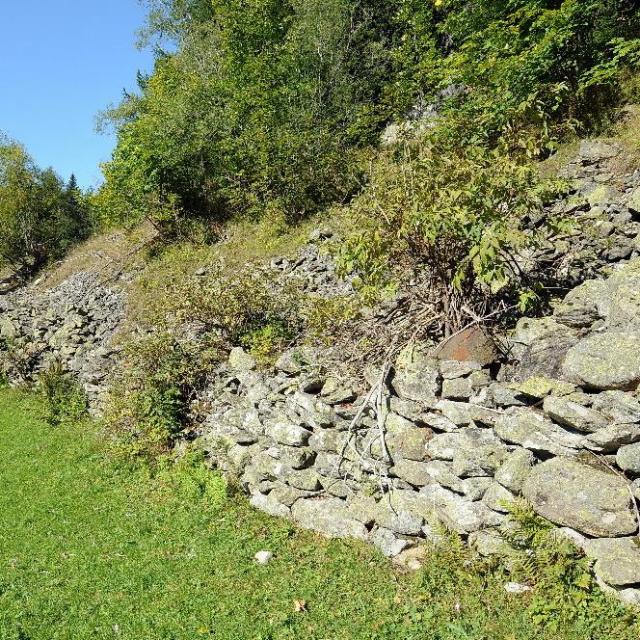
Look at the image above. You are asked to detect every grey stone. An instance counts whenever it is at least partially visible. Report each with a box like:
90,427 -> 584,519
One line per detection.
616,442 -> 640,474
584,423 -> 640,453
439,360 -> 482,379
270,483 -> 313,507
579,140 -> 620,163
482,482 -> 515,513
389,397 -> 434,423
250,492 -> 291,519
585,537 -> 640,587
287,468 -> 322,491
228,347 -> 257,371
461,477 -> 494,501
542,395 -> 609,433
254,550 -> 274,565
592,391 -> 640,424
607,273 -> 640,328
487,383 -> 527,408
291,498 -> 369,540
392,459 -> 434,487
308,429 -> 344,453
495,448 -> 535,493
275,350 -> 304,374
371,527 -> 413,558
425,428 -> 500,461
627,185 -> 640,214
320,377 -> 356,405
442,377 -> 474,400
554,279 -> 608,328
452,443 -> 508,478
522,457 -> 637,537
419,484 -> 504,534
435,400 -> 502,427
386,416 -> 433,462
268,422 -> 312,447
392,344 -> 440,403
563,331 -> 640,390
495,409 -> 582,456
424,460 -> 465,494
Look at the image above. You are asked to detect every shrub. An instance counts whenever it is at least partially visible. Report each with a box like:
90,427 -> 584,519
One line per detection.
39,360 -> 88,427
338,136 -> 567,331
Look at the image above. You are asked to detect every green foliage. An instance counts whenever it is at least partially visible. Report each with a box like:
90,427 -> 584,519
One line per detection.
99,0 -> 398,229
39,360 -> 88,427
105,331 -> 220,460
0,136 -> 92,277
339,138 -> 566,328
240,321 -> 292,365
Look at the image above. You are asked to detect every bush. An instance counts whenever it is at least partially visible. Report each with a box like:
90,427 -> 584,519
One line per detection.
39,360 -> 88,427
338,136 -> 567,331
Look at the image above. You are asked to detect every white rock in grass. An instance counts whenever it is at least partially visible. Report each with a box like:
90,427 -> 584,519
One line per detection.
254,550 -> 274,565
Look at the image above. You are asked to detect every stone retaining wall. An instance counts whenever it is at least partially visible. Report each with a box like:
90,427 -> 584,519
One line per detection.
197,259 -> 640,606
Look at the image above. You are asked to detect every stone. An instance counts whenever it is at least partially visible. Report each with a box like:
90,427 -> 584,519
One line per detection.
287,468 -> 322,491
584,423 -> 640,453
392,344 -> 440,403
389,397 -> 434,423
616,442 -> 640,474
435,400 -> 502,427
291,498 -> 369,540
511,318 -> 578,381
452,443 -> 507,478
270,483 -> 313,507
254,550 -> 274,565
522,458 -> 637,537
439,360 -> 482,379
495,448 -> 535,493
627,185 -> 640,214
250,492 -> 291,519
228,347 -> 257,371
293,392 -> 338,428
268,422 -> 312,447
320,377 -> 356,405
425,428 -> 501,461
434,326 -> 498,366
469,530 -> 507,556
371,527 -> 412,558
579,140 -> 620,163
607,273 -> 640,328
386,416 -> 433,461
542,396 -> 609,433
482,482 -> 515,513
442,377 -> 474,400
419,485 -> 504,534
392,545 -> 429,571
487,383 -> 527,408
554,279 -> 608,328
585,537 -> 640,587
275,350 -> 303,374
392,459 -> 434,487
308,429 -> 344,453
461,477 -> 494,501
504,582 -> 532,595
563,331 -> 640,391
424,460 -> 466,494
592,391 -> 640,424
512,377 -> 576,400
495,409 -> 583,456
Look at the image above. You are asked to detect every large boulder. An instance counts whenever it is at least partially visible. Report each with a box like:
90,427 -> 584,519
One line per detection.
553,279 -> 608,328
616,442 -> 640,474
392,343 -> 440,403
563,331 -> 640,390
522,458 -> 637,537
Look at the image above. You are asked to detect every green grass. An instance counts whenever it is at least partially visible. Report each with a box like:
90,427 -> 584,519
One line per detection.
0,389 -> 637,640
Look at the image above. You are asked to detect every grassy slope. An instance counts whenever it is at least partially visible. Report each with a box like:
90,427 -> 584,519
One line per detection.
0,389 -> 637,640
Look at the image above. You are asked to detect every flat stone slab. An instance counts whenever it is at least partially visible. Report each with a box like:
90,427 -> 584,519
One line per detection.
522,458 -> 637,537
562,331 -> 640,390
585,537 -> 640,587
495,409 -> 582,456
291,498 -> 369,540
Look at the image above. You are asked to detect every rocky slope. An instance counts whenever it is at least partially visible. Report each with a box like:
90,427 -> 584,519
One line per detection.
2,138 -> 640,605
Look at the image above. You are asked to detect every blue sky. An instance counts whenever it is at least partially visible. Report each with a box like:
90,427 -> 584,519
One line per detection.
0,1 -> 154,188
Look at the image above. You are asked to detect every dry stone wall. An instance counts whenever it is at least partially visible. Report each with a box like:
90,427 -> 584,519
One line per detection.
1,138 -> 640,605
